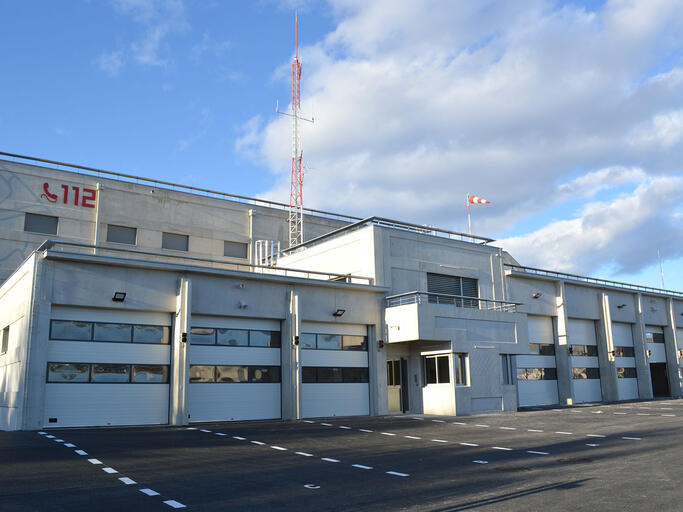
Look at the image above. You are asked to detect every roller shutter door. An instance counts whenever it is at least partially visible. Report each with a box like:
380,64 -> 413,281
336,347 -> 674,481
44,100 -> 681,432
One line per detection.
188,316 -> 281,422
612,322 -> 638,400
645,326 -> 667,363
301,322 -> 369,418
44,308 -> 171,428
568,319 -> 602,403
517,316 -> 558,407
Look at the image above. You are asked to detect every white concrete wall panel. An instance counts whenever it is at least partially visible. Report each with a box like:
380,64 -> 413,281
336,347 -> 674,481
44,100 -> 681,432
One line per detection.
188,383 -> 281,422
302,383 -> 370,417
422,384 -> 456,415
612,322 -> 634,346
568,319 -> 597,345
44,384 -> 169,427
518,381 -> 559,407
617,379 -> 639,400
507,278 -> 557,316
571,380 -> 602,403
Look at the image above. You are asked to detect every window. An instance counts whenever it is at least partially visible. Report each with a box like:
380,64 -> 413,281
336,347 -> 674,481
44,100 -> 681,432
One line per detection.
93,323 -> 132,342
190,327 -> 280,347
47,363 -> 169,383
249,366 -> 281,383
217,329 -> 249,346
454,353 -> 467,384
1,326 -> 8,355
107,225 -> 136,245
50,320 -> 169,344
646,332 -> 665,343
190,365 -> 216,383
424,354 -> 450,384
50,320 -> 92,341
249,330 -> 281,348
300,333 -> 368,351
570,345 -> 598,356
224,240 -> 248,259
300,333 -> 316,349
317,334 -> 342,350
614,346 -> 635,357
133,325 -> 170,344
517,368 -> 557,381
572,367 -> 600,379
91,364 -> 130,383
617,367 -> 637,379
342,335 -> 367,351
426,273 -> 478,307
302,367 -> 368,383
501,355 -> 513,385
387,360 -> 401,386
24,213 -> 58,235
216,365 -> 248,383
47,363 -> 90,383
190,365 -> 281,383
190,327 -> 216,345
162,232 -> 189,251
529,343 -> 555,355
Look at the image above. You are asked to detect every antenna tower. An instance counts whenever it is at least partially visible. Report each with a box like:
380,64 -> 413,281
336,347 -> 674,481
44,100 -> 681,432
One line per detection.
278,13 -> 313,248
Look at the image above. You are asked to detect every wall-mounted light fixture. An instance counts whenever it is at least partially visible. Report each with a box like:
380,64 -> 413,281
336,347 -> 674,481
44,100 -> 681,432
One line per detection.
531,292 -> 542,299
617,304 -> 627,309
646,349 -> 652,357
333,309 -> 346,317
238,301 -> 248,309
678,349 -> 683,358
378,340 -> 384,349
112,292 -> 126,302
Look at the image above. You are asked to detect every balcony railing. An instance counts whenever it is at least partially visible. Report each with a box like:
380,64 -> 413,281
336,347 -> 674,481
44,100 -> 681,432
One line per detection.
385,291 -> 521,312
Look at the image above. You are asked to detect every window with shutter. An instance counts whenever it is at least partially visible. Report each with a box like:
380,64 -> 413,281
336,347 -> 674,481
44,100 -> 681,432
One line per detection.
426,273 -> 478,307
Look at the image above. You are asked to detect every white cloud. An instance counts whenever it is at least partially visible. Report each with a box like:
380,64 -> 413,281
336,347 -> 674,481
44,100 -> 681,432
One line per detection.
96,50 -> 126,76
630,108 -> 683,150
237,0 -> 683,276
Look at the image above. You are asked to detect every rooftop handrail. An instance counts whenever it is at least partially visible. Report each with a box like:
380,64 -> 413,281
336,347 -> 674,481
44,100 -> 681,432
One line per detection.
385,291 -> 521,312
38,239 -> 375,286
0,151 -> 361,224
505,263 -> 683,298
282,216 -> 494,255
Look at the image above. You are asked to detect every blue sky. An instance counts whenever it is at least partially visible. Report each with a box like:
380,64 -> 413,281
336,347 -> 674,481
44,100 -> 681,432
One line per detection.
1,1 -> 682,292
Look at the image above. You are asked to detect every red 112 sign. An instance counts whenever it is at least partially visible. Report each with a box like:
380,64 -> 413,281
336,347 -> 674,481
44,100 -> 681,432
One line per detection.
41,182 -> 97,208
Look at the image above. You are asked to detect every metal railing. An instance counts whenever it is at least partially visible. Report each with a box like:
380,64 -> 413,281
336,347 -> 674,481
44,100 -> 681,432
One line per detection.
283,216 -> 494,256
0,151 -> 361,224
505,263 -> 683,298
385,291 -> 521,312
37,240 -> 375,286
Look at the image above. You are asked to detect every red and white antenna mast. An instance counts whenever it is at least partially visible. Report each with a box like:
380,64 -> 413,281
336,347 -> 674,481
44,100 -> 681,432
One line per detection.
277,12 -> 314,248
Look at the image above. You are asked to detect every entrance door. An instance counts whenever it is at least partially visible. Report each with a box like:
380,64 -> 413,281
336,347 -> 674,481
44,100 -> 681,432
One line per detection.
650,363 -> 670,397
387,359 -> 409,412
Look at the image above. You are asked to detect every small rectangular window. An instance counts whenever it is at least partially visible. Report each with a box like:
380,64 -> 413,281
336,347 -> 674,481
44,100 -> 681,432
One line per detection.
224,240 -> 248,259
93,323 -> 132,343
249,366 -> 281,383
107,225 -> 137,245
501,355 -> 513,385
424,355 -> 451,384
437,356 -> 450,383
386,361 -> 394,386
646,332 -> 665,343
190,327 -> 216,345
614,346 -> 635,357
50,320 -> 92,341
299,333 -> 317,349
517,368 -> 557,380
189,365 -> 215,383
91,364 -> 130,383
131,365 -> 169,383
343,367 -> 369,383
617,367 -> 637,379
249,330 -> 281,348
317,334 -> 341,350
133,325 -> 170,344
317,367 -> 343,383
24,213 -> 58,235
1,326 -> 8,354
47,362 -> 90,383
454,353 -> 467,384
217,329 -> 249,346
302,366 -> 317,383
216,365 -> 248,383
162,232 -> 189,251
342,335 -> 367,351
572,367 -> 600,379
570,345 -> 598,357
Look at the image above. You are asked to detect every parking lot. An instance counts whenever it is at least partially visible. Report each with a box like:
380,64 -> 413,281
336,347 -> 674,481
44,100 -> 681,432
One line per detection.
3,399 -> 683,511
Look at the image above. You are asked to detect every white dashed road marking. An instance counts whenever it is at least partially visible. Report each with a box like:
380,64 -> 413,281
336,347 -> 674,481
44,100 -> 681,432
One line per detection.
499,427 -> 516,430
321,423 -> 333,426
431,439 -> 448,443
386,471 -> 409,477
452,422 -> 466,425
271,446 -> 287,451
587,434 -> 606,438
45,435 -> 55,439
199,429 -> 212,433
359,429 -> 373,433
352,464 -> 373,470
662,414 -> 676,417
459,442 -> 479,447
163,499 -> 186,509
527,429 -> 543,433
119,477 -> 136,485
614,412 -> 627,415
527,450 -> 549,455
475,424 -> 489,428
321,458 -> 340,463
622,437 -> 641,440
586,443 -> 600,447
381,432 -> 396,436
54,439 -> 64,443
556,432 -> 572,435
233,436 -> 246,441
37,432 -> 46,435
88,459 -> 102,465
215,433 -> 226,436
472,460 -> 488,464
140,489 -> 160,496
492,446 -> 512,451
102,467 -> 118,474
296,452 -> 314,457
404,435 -> 421,440
303,420 -> 315,423
64,443 -> 76,448
432,419 -> 445,423
339,426 -> 351,430
75,450 -> 88,455
250,441 -> 265,446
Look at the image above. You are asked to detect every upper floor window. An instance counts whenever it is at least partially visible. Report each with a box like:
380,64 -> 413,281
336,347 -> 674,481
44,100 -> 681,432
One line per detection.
107,225 -> 137,245
501,354 -> 513,385
162,232 -> 188,252
224,240 -> 248,259
426,273 -> 478,307
1,326 -> 8,355
529,343 -> 555,355
424,354 -> 450,384
24,213 -> 58,235
646,332 -> 665,343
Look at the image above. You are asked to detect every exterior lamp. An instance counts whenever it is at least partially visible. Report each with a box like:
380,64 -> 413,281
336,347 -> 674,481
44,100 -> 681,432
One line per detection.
531,292 -> 542,299
333,309 -> 346,317
112,292 -> 126,302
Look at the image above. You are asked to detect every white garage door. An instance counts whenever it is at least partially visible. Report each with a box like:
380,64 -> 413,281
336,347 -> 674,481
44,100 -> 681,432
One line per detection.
568,319 -> 602,403
44,308 -> 171,428
188,316 -> 281,422
517,316 -> 558,407
301,322 -> 369,418
612,322 -> 638,400
645,325 -> 667,363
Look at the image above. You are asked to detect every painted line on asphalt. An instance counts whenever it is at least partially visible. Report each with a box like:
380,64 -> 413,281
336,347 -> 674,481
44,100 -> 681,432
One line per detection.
352,464 -> 373,470
119,477 -> 136,485
614,412 -> 627,415
75,450 -> 88,455
472,460 -> 488,464
359,429 -> 374,433
45,435 -> 55,439
555,432 -> 573,435
586,434 -> 606,438
321,423 -> 333,426
499,427 -> 516,430
233,436 -> 246,440
404,435 -> 421,439
662,414 -> 676,417
271,446 -> 287,451
321,458 -> 340,463
296,452 -> 314,457
140,488 -> 160,496
250,441 -> 265,446
102,467 -> 118,474
586,443 -> 600,447
527,450 -> 549,455
475,424 -> 489,428
303,420 -> 315,423
200,429 -> 212,433
459,442 -> 479,447
64,443 -> 76,448
431,439 -> 448,443
527,429 -> 544,433
492,446 -> 513,451
452,422 -> 467,425
432,419 -> 445,423
622,437 -> 641,440
54,439 -> 65,443
163,499 -> 186,509
386,471 -> 410,477
88,458 -> 102,465
37,431 -> 46,435
339,426 -> 352,430
636,413 -> 651,416
381,432 -> 396,436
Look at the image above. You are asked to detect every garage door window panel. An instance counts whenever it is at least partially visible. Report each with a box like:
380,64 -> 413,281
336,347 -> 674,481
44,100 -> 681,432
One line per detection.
518,368 -> 557,380
91,364 -> 130,383
646,332 -> 665,343
617,367 -> 637,379
614,346 -> 635,357
300,333 -> 316,349
93,323 -> 132,343
216,365 -> 248,383
249,366 -> 281,383
190,328 -> 216,345
318,334 -> 341,350
572,367 -> 600,379
529,343 -> 555,355
302,367 -> 317,383
250,330 -> 280,348
50,320 -> 92,341
317,367 -> 343,383
217,329 -> 249,346
342,335 -> 367,351
342,367 -> 369,383
570,345 -> 598,356
133,325 -> 170,344
48,363 -> 90,382
190,365 -> 216,383
131,365 -> 169,383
